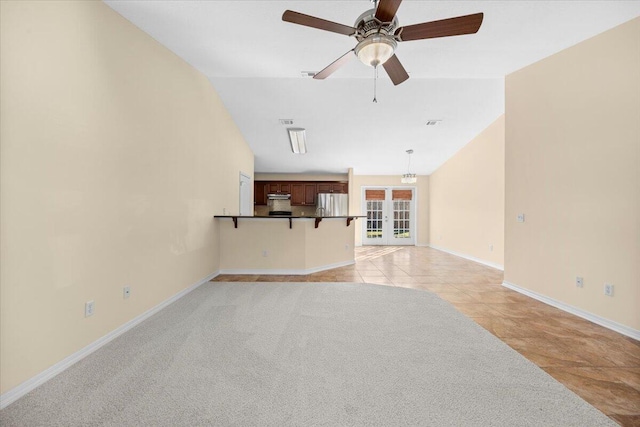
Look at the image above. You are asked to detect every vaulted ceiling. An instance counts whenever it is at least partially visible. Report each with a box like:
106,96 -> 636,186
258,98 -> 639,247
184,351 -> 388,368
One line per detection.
104,1 -> 640,175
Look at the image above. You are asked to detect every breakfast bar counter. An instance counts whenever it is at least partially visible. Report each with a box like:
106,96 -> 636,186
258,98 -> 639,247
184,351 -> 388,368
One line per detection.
214,215 -> 364,229
214,215 -> 364,275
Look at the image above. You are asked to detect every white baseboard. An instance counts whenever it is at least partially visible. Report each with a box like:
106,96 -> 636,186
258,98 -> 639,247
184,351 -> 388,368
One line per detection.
502,280 -> 640,341
428,244 -> 504,271
0,270 -> 219,410
219,260 -> 355,276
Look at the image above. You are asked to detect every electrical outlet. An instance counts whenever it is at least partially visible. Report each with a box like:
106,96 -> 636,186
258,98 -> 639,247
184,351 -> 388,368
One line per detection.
489,244 -> 494,252
85,300 -> 95,317
262,250 -> 268,257
604,283 -> 614,296
345,244 -> 349,251
123,286 -> 131,299
517,213 -> 525,223
576,277 -> 583,288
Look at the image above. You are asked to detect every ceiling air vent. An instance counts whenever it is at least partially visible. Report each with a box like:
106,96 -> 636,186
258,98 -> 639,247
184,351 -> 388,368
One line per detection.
279,119 -> 294,125
426,120 -> 442,126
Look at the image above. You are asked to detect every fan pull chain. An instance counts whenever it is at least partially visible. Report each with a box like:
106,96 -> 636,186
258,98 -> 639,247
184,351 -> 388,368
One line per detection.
373,66 -> 378,103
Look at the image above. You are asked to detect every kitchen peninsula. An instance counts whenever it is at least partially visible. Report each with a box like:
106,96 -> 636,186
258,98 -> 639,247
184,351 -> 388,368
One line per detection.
214,176 -> 363,274
214,215 -> 364,275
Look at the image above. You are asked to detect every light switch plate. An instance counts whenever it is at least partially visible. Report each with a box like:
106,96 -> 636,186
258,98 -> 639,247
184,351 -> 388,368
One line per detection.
517,213 -> 525,223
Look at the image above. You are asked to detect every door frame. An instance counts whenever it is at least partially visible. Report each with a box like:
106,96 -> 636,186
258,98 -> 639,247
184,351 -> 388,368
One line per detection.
361,186 -> 417,246
239,172 -> 253,216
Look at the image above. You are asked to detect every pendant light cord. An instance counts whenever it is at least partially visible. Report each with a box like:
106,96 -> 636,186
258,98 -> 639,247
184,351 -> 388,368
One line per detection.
405,149 -> 414,174
373,66 -> 378,103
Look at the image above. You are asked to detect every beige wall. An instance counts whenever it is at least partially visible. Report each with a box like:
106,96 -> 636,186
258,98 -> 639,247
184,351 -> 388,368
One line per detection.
0,1 -> 253,393
350,175 -> 429,246
429,116 -> 505,268
505,17 -> 640,330
218,219 -> 355,272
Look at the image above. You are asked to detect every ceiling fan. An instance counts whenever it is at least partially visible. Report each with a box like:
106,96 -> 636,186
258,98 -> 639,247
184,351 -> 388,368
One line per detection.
282,0 -> 484,86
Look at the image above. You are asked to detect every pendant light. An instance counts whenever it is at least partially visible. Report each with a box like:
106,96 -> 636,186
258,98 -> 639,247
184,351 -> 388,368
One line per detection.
401,149 -> 417,184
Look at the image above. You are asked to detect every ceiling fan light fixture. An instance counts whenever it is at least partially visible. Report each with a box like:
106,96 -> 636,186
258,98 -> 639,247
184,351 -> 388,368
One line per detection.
355,34 -> 397,67
287,128 -> 307,154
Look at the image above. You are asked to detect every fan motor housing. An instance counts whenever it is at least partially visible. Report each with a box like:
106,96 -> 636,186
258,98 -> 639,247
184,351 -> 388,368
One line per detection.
354,8 -> 399,41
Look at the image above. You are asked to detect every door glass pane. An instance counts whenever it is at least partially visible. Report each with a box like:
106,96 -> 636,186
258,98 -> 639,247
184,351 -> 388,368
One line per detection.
393,200 -> 411,239
366,200 -> 383,239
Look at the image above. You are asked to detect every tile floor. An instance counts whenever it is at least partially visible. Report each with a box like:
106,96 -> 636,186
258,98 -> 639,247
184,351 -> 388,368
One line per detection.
212,246 -> 640,426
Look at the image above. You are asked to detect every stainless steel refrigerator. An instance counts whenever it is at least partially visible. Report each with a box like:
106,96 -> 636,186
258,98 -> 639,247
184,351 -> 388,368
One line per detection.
316,193 -> 348,217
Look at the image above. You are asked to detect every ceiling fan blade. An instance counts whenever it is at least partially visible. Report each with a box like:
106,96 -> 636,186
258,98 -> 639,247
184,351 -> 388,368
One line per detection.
314,50 -> 355,80
398,13 -> 484,41
282,10 -> 356,36
382,54 -> 409,86
375,0 -> 403,23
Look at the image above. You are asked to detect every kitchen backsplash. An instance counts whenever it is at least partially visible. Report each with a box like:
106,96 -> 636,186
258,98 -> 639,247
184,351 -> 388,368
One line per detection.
269,199 -> 291,212
291,206 -> 316,216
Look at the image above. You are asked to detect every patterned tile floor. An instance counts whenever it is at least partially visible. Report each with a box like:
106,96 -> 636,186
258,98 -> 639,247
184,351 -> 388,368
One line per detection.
213,246 -> 640,426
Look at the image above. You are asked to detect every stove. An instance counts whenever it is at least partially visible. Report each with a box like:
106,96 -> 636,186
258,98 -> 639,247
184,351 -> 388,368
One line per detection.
269,211 -> 293,216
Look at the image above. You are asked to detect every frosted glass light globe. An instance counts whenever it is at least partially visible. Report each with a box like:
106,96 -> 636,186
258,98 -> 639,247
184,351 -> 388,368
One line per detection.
355,34 -> 397,67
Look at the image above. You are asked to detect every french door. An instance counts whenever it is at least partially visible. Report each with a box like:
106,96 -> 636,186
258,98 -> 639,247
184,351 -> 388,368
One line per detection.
362,187 -> 415,245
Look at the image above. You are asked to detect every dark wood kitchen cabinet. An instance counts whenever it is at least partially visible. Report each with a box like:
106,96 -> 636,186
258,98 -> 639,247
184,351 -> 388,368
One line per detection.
267,183 -> 291,194
291,183 -> 317,206
304,184 -> 317,204
332,183 -> 348,193
254,182 -> 267,205
256,180 -> 346,206
317,182 -> 348,194
255,181 -> 292,205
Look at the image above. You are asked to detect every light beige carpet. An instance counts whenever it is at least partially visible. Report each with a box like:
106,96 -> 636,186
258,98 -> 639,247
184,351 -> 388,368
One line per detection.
0,282 -> 615,426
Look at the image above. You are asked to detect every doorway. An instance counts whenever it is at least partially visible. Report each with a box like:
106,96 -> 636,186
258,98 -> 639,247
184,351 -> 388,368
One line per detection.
239,173 -> 252,216
362,187 -> 416,245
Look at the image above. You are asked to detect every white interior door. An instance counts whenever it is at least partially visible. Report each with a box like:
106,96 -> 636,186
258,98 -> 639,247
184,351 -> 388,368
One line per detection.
239,173 -> 252,216
362,187 -> 415,245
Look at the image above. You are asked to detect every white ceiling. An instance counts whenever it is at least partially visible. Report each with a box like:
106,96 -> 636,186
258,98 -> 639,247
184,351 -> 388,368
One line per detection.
104,1 -> 640,175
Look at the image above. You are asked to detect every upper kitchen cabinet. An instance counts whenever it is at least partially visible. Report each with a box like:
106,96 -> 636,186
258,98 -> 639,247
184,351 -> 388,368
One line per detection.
254,182 -> 267,205
317,182 -> 348,194
255,181 -> 293,205
256,180 -> 347,205
291,183 -> 317,206
267,182 -> 291,194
